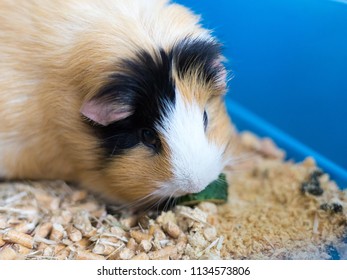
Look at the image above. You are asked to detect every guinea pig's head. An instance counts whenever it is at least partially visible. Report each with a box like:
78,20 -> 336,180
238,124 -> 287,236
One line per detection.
80,37 -> 233,206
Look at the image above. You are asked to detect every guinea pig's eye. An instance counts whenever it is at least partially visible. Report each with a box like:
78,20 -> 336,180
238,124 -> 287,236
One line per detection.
140,128 -> 160,150
203,110 -> 208,130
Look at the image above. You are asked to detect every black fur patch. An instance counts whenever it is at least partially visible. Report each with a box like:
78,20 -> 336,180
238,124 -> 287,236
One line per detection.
173,38 -> 223,84
88,38 -> 223,156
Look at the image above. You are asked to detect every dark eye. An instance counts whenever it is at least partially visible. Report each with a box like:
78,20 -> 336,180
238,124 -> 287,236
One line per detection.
203,110 -> 208,130
140,128 -> 160,150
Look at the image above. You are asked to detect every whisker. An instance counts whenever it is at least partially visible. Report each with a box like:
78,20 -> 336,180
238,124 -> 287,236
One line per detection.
224,151 -> 258,173
171,197 -> 178,209
109,191 -> 157,212
163,189 -> 178,212
228,152 -> 257,164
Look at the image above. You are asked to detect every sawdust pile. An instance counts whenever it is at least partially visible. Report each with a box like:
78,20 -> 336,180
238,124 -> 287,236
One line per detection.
0,131 -> 346,260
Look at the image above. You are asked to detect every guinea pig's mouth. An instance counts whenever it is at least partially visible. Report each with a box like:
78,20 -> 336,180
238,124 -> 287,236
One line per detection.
109,182 -> 212,213
172,190 -> 191,197
157,181 -> 210,198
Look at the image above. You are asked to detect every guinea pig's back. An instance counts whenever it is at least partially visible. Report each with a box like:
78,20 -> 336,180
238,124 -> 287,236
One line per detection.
0,0 -> 103,179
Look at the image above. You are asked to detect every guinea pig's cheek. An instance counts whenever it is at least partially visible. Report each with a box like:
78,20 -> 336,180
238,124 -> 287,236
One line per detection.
103,146 -> 173,202
206,98 -> 235,167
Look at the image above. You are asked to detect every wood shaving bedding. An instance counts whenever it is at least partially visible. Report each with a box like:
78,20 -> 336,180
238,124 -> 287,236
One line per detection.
0,131 -> 346,260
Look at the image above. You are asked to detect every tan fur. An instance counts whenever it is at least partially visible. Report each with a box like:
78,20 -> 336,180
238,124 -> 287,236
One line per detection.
0,0 -> 233,204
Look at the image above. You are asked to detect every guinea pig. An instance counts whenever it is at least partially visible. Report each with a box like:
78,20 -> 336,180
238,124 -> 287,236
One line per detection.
0,0 -> 234,206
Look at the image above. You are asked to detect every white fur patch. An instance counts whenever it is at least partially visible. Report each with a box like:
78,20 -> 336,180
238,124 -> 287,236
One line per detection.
0,133 -> 22,171
0,168 -> 6,177
0,137 -> 12,177
158,91 -> 224,196
5,95 -> 29,105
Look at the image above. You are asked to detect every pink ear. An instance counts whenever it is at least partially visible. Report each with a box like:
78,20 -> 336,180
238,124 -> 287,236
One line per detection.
80,98 -> 133,126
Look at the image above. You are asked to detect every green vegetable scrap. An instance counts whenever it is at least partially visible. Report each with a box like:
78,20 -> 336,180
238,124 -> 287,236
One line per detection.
177,173 -> 228,206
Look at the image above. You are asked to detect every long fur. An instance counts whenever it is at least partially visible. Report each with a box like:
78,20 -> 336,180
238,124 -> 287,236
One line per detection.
0,0 -> 234,204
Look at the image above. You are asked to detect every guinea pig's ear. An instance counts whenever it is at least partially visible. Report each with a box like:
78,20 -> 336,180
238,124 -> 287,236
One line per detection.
80,97 -> 133,126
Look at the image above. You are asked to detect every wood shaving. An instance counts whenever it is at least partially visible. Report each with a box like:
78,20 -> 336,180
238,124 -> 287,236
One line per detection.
0,131 -> 346,259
